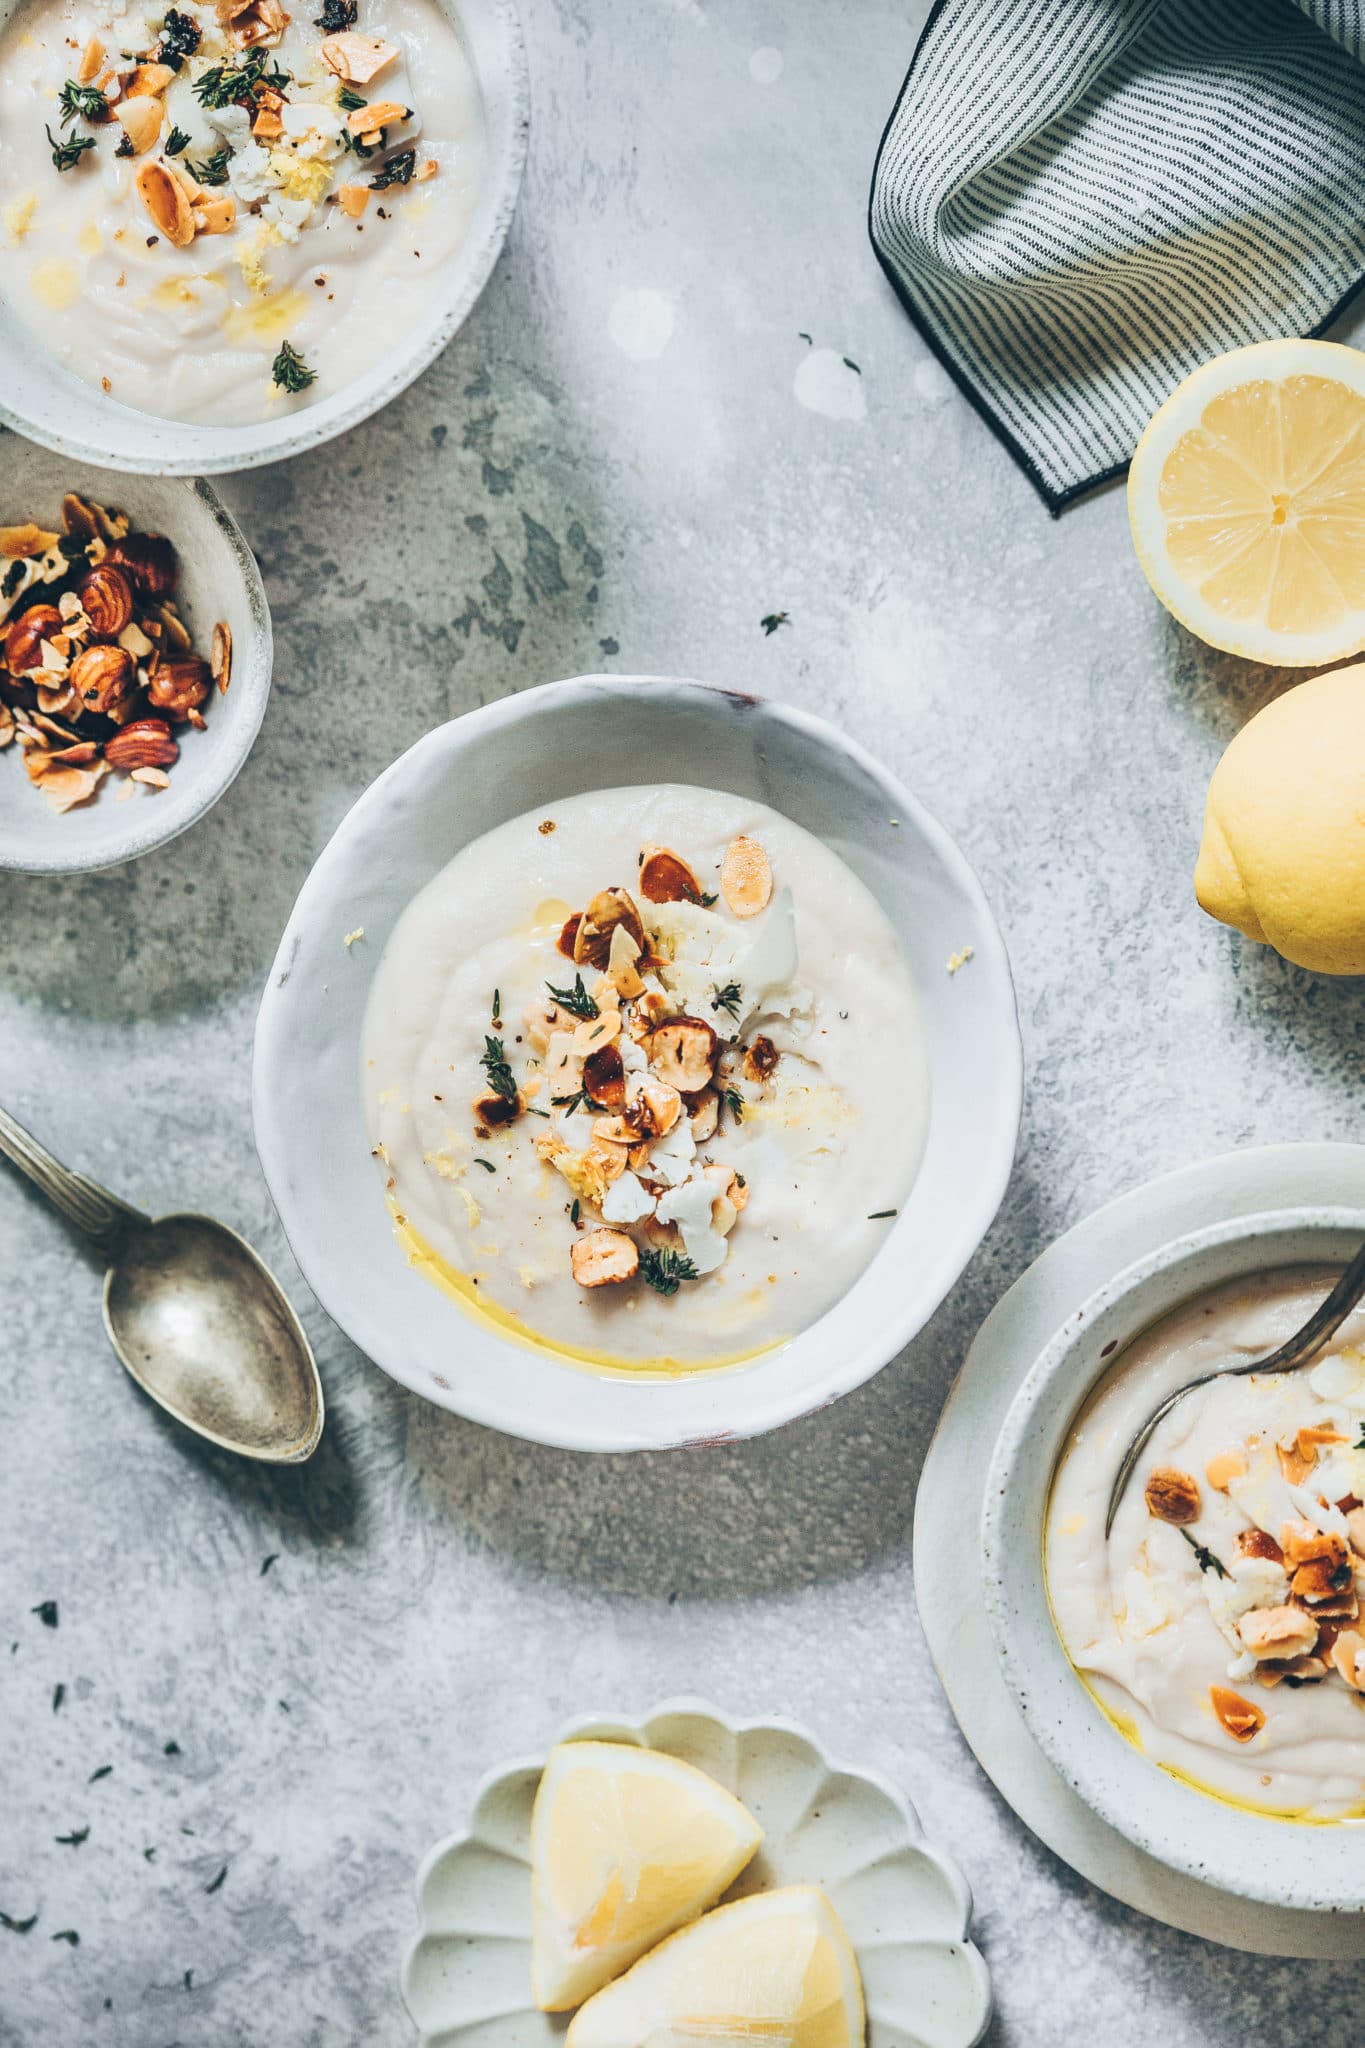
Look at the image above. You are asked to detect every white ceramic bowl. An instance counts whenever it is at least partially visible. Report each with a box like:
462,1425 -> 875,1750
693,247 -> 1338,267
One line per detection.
0,440 -> 271,873
981,1206 -> 1365,1913
0,0 -> 527,475
253,674 -> 1021,1452
401,1698 -> 992,2048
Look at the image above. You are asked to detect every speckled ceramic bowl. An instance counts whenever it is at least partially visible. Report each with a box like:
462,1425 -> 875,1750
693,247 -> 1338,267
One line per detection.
401,1699 -> 992,2048
0,439 -> 271,873
0,0 -> 528,475
252,674 -> 1022,1452
981,1206 -> 1365,1913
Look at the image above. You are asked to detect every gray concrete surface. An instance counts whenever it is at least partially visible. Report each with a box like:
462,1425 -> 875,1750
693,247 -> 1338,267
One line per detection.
5,1 -> 1365,2042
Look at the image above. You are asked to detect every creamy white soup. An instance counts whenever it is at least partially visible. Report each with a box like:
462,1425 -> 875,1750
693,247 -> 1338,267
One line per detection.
0,0 -> 482,424
362,786 -> 929,1374
1047,1270 -> 1365,1820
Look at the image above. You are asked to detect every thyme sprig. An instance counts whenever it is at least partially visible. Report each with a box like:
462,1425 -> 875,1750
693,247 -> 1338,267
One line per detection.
639,1247 -> 699,1297
165,125 -> 192,155
1180,1527 -> 1228,1579
158,8 -> 202,68
194,50 -> 288,108
710,981 -> 743,1021
187,145 -> 233,186
47,124 -> 96,172
545,974 -> 598,1020
58,79 -> 107,125
480,1036 -> 518,1103
370,147 -> 416,189
271,341 -> 316,394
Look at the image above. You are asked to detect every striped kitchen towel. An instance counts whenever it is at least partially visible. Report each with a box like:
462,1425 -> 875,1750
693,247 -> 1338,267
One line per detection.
869,0 -> 1365,511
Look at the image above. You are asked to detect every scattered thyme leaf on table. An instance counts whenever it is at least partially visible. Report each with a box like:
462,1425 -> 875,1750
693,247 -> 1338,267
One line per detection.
760,611 -> 789,635
55,1827 -> 89,1847
88,1765 -> 112,1783
51,1929 -> 79,1946
205,1867 -> 227,1895
0,1911 -> 37,1934
52,1683 -> 65,1712
260,1554 -> 279,1576
31,1601 -> 57,1628
545,974 -> 598,1019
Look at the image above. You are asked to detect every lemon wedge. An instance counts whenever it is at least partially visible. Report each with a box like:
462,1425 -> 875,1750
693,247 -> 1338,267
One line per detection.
565,1884 -> 865,2048
1128,339 -> 1365,665
530,1741 -> 763,2011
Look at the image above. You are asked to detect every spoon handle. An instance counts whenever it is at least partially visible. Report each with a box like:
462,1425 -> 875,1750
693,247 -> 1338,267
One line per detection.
0,1103 -> 147,1258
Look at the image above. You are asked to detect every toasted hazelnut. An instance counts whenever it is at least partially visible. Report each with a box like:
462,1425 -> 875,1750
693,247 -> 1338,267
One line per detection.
4,604 -> 64,672
337,182 -> 370,218
1144,1466 -> 1202,1526
574,887 -> 646,970
118,94 -> 164,156
688,1089 -> 719,1142
104,717 -> 178,770
78,35 -> 105,83
472,1090 -> 521,1129
1209,1684 -> 1265,1742
319,30 -> 398,83
1234,1527 -> 1285,1566
570,1228 -> 639,1289
148,658 -> 211,721
557,913 -> 581,960
583,1041 -> 626,1111
720,833 -> 773,918
105,533 -> 177,599
211,621 -> 232,695
135,159 -> 194,245
70,643 -> 135,715
646,1015 -> 718,1094
1238,1603 -> 1319,1662
743,1034 -> 778,1082
77,563 -> 134,637
627,1074 -> 682,1138
638,844 -> 704,903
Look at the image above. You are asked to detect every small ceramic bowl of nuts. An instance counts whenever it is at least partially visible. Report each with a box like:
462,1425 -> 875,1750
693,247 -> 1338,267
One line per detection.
0,437 -> 271,874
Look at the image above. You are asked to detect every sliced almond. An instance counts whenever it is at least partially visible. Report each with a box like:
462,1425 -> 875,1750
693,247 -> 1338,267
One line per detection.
1327,1628 -> 1365,1691
638,843 -> 703,904
688,1090 -> 719,1142
319,31 -> 399,84
606,920 -> 645,999
117,620 -> 156,659
252,106 -> 285,139
117,95 -> 164,157
574,886 -> 646,971
346,98 -> 406,136
194,195 -> 237,235
131,765 -> 171,788
1209,1684 -> 1265,1743
1237,1604 -> 1318,1661
336,182 -> 370,219
126,61 -> 176,97
78,35 -> 105,84
136,159 -> 194,244
211,620 -> 232,694
572,1010 -> 622,1059
627,1073 -> 682,1139
414,157 -> 438,181
1281,1519 -> 1348,1572
720,833 -> 772,918
646,1016 -> 718,1093
570,1228 -> 639,1289
1204,1449 -> 1246,1492
1276,1436 -> 1317,1486
0,523 -> 58,557
1291,1554 -> 1354,1605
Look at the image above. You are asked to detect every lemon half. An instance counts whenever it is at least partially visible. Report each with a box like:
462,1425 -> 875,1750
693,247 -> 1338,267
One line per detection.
1129,339 -> 1365,666
530,1741 -> 763,2011
565,1884 -> 866,2048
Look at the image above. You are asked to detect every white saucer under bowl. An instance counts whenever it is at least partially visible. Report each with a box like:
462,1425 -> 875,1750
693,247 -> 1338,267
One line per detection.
400,1699 -> 992,2048
253,674 -> 1021,1453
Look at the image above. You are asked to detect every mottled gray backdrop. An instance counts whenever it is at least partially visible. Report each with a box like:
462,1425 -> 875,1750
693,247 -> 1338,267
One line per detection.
5,2 -> 1365,2043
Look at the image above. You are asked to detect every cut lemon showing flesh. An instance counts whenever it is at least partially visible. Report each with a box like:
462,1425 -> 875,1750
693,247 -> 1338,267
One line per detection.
530,1741 -> 764,2011
565,1885 -> 865,2048
1128,339 -> 1365,665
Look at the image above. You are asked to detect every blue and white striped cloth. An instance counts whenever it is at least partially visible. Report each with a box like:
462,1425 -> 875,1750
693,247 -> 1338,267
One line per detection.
870,0 -> 1365,510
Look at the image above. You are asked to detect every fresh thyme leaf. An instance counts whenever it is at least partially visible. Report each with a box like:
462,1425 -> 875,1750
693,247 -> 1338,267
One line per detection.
867,1209 -> 897,1219
51,1929 -> 79,1946
163,1740 -> 181,1756
159,8 -> 202,68
480,1035 -> 518,1102
143,1847 -> 156,1861
370,147 -> 416,189
721,1085 -> 744,1125
491,987 -> 501,1024
59,79 -> 108,125
336,84 -> 366,112
473,1157 -> 496,1173
205,1866 -> 227,1895
0,1911 -> 37,1933
639,1247 -> 699,1297
52,1682 -> 65,1712
271,340 -> 316,394
188,144 -> 233,186
570,1199 -> 580,1225
88,1765 -> 112,1783
710,981 -> 743,1021
164,125 -> 192,155
31,1600 -> 57,1628
193,49 -> 282,108
1357,1424 -> 1365,1451
843,356 -> 861,374
682,884 -> 718,907
1179,1526 -> 1228,1579
260,1553 -> 278,1576
314,0 -> 357,26
545,974 -> 598,1019
55,1827 -> 89,1847
760,611 -> 789,635
47,124 -> 96,172
551,1089 -> 606,1116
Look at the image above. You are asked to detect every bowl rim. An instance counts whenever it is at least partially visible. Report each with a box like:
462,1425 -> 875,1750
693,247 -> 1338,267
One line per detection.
0,471 -> 273,873
0,0 -> 530,475
398,1692 -> 992,2047
251,672 -> 1024,1451
980,1203 -> 1365,1910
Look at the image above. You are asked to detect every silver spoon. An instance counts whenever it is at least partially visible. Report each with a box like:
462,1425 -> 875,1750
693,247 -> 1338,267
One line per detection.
0,1103 -> 323,1464
1105,1239 -> 1365,1535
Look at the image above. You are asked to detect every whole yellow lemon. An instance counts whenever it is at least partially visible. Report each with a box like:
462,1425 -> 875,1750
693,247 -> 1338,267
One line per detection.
1195,664 -> 1365,974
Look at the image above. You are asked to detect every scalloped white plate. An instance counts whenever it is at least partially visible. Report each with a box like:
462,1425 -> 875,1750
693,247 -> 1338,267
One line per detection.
400,1701 -> 991,2048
